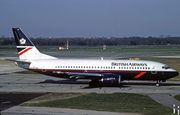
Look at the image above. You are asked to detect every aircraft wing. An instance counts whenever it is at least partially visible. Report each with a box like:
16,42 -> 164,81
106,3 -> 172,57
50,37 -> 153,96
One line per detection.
68,72 -> 103,79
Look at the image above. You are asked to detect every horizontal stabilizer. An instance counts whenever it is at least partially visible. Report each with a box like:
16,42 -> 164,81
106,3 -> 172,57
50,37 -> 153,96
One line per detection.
5,59 -> 31,64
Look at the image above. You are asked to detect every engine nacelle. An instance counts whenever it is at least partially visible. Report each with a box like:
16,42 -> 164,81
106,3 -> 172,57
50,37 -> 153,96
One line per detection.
101,74 -> 121,85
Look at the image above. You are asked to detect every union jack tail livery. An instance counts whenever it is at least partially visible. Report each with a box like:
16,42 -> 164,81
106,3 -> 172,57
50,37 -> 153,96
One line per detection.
12,28 -> 57,60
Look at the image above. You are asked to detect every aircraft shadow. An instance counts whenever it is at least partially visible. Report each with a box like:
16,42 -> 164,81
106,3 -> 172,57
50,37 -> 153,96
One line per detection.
38,79 -> 180,88
0,93 -> 45,112
0,73 -> 10,76
38,79 -> 90,85
38,79 -> 131,89
82,85 -> 130,89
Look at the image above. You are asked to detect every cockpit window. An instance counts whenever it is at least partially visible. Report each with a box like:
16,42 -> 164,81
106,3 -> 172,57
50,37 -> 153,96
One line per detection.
162,65 -> 170,69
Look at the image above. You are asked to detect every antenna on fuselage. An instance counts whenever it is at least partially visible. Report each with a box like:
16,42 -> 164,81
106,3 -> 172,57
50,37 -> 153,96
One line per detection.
101,57 -> 103,60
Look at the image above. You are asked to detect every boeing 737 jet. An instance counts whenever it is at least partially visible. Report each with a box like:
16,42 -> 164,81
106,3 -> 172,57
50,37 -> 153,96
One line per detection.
12,28 -> 179,87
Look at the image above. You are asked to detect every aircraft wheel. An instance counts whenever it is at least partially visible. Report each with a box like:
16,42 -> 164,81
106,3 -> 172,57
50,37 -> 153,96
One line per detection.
156,81 -> 160,87
156,83 -> 159,87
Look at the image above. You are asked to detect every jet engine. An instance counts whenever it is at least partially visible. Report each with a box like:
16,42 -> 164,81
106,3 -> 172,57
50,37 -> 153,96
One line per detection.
101,74 -> 121,85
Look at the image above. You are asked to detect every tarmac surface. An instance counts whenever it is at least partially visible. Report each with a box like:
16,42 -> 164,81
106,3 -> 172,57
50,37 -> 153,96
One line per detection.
0,74 -> 180,94
148,93 -> 180,109
1,106 -> 142,115
1,51 -> 180,115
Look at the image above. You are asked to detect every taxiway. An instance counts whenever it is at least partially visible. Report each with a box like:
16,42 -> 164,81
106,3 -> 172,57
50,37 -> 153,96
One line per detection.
0,73 -> 180,94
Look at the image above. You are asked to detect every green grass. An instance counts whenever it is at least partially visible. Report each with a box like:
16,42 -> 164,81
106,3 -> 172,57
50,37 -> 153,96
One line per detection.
157,52 -> 180,55
1,45 -> 180,54
36,45 -> 180,54
22,93 -> 172,115
39,47 -> 180,54
0,45 -> 16,51
174,94 -> 180,102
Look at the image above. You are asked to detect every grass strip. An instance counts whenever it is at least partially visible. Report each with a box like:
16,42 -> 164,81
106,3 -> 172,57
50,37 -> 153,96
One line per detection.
174,94 -> 180,102
23,93 -> 172,115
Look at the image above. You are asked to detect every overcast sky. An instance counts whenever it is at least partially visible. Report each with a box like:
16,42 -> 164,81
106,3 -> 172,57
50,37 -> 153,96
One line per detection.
0,0 -> 180,38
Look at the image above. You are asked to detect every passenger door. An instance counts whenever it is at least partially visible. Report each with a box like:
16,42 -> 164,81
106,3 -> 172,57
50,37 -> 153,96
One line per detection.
151,65 -> 157,74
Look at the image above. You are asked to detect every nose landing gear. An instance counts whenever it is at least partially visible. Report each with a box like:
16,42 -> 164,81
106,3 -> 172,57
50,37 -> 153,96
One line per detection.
156,80 -> 166,87
156,81 -> 160,87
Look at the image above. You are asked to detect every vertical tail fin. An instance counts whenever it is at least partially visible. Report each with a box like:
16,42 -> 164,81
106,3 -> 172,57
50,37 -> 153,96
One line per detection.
12,28 -> 57,60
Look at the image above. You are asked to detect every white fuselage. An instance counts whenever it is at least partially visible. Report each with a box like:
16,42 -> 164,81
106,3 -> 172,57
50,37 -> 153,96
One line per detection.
17,58 -> 178,81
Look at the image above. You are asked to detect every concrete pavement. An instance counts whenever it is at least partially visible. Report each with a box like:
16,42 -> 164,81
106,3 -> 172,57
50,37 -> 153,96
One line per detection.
148,93 -> 180,109
1,106 -> 142,115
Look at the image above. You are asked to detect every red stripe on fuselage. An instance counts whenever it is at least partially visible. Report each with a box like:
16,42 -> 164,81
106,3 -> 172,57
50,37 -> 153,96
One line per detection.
18,47 -> 33,56
134,72 -> 146,78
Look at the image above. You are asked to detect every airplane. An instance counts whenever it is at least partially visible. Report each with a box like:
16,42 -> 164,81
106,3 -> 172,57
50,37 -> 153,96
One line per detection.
12,28 -> 179,87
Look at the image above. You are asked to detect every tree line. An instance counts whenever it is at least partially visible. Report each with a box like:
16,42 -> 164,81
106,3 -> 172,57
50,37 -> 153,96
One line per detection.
1,36 -> 180,46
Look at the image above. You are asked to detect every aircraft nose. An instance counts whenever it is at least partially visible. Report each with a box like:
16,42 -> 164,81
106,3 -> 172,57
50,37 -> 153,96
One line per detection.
175,71 -> 179,77
164,70 -> 179,78
170,71 -> 179,77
